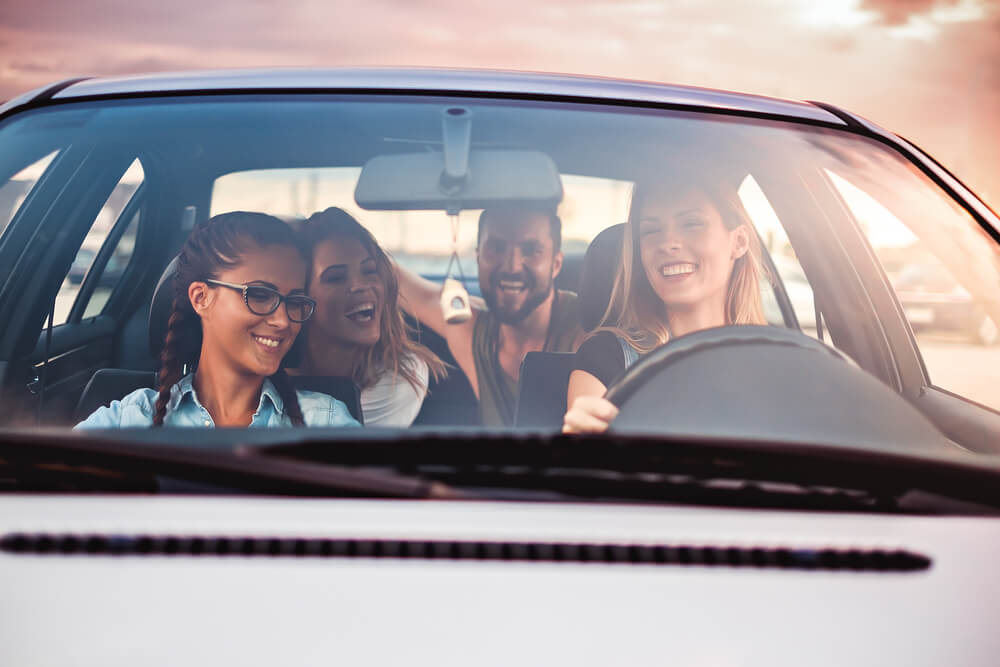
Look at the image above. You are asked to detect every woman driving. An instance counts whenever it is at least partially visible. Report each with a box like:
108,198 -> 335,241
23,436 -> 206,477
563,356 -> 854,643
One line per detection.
563,178 -> 768,434
76,212 -> 359,428
289,207 -> 446,427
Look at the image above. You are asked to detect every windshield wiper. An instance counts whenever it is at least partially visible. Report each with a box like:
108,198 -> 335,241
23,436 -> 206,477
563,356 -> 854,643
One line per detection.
248,430 -> 1000,514
10,429 -> 1000,513
0,429 -> 463,499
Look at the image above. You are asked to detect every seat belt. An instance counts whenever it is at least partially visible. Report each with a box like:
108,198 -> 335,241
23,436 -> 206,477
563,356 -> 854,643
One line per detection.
815,301 -> 825,342
32,295 -> 57,425
617,335 -> 639,371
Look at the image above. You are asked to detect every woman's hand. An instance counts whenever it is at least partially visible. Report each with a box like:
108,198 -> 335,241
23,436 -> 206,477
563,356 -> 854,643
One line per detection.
562,395 -> 619,434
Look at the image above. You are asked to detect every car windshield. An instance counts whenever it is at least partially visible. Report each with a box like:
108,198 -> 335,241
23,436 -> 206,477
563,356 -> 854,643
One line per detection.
1,91 -> 998,466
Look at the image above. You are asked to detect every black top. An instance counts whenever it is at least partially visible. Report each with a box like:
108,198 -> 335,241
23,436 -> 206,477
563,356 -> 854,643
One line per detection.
573,331 -> 633,388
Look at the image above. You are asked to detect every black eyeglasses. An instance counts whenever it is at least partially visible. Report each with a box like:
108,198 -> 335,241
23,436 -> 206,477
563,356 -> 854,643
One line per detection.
204,280 -> 316,323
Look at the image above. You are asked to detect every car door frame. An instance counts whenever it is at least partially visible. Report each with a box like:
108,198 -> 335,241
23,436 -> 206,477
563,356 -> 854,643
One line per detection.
0,142 -> 163,426
756,121 -> 1000,453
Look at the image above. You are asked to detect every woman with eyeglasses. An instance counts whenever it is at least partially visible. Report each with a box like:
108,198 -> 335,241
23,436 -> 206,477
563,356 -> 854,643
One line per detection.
76,212 -> 359,428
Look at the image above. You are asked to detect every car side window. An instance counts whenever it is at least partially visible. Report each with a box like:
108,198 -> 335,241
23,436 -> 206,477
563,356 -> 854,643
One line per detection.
0,151 -> 58,240
80,208 -> 140,320
826,168 -> 1000,412
55,159 -> 144,325
738,174 -> 826,338
212,167 -> 632,284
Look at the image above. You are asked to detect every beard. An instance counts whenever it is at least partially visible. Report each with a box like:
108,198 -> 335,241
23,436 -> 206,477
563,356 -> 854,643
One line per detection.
481,269 -> 554,325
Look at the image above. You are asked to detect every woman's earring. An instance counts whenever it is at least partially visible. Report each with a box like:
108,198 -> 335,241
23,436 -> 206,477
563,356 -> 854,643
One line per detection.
732,229 -> 750,259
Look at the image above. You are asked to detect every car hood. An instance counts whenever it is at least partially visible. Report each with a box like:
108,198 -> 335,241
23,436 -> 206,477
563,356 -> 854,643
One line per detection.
1,495 -> 998,666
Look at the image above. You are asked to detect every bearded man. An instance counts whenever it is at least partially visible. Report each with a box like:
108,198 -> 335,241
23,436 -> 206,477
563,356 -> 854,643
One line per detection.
396,206 -> 583,426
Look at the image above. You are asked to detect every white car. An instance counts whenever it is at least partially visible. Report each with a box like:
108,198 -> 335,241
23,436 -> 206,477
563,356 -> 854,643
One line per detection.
1,69 -> 1000,666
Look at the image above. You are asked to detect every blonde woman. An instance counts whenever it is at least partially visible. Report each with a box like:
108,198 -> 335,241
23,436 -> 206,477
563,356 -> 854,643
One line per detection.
290,207 -> 446,427
563,179 -> 768,434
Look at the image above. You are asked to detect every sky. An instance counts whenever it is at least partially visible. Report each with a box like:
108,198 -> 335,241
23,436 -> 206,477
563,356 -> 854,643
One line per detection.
1,0 -> 998,205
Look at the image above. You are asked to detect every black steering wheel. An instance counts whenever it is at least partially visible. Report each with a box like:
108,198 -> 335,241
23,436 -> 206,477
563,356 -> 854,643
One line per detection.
603,325 -> 950,452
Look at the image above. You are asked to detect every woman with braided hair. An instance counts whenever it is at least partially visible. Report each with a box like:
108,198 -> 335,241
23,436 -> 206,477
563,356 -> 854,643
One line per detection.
76,212 -> 359,429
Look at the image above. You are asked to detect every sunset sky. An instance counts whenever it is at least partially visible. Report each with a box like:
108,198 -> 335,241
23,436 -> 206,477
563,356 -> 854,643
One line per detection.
2,0 -> 998,205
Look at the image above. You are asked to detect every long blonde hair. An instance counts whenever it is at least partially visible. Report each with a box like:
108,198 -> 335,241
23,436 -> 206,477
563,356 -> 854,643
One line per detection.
297,207 -> 447,392
596,179 -> 769,354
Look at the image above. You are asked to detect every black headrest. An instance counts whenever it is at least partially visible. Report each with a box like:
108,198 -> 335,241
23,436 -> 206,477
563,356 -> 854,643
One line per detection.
149,257 -> 178,357
578,223 -> 624,332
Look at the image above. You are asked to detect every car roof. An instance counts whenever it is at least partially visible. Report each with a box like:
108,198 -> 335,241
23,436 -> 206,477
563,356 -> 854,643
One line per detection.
8,67 -> 846,125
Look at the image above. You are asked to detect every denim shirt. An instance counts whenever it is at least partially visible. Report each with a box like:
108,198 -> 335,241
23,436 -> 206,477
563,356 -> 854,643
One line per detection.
74,374 -> 360,429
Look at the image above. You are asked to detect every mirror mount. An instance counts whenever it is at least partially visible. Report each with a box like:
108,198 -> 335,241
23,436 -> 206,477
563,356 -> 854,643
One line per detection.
439,107 -> 472,205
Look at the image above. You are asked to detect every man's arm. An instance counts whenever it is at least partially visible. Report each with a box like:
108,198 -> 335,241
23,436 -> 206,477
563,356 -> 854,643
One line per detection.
395,263 -> 450,336
394,262 -> 481,397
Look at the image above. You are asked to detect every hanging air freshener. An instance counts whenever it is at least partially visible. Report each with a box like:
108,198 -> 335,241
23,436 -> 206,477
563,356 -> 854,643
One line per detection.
440,213 -> 472,324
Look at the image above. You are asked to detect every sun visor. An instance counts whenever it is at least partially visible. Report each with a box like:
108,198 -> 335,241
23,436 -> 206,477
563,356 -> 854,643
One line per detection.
354,150 -> 563,214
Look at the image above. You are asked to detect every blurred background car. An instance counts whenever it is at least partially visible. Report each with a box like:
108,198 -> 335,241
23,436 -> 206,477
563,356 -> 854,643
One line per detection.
894,262 -> 999,346
66,248 -> 128,287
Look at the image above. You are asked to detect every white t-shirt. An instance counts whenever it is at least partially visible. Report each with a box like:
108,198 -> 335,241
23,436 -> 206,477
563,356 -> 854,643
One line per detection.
360,354 -> 429,427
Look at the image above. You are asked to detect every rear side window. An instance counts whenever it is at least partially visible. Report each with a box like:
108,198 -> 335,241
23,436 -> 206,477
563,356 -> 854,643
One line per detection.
80,208 -> 140,320
736,173 -> 845,352
211,168 -> 632,279
54,159 -> 144,325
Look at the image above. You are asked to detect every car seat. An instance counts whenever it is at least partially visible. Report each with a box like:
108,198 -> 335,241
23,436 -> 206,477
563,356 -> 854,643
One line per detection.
73,369 -> 158,423
408,314 -> 480,427
577,223 -> 624,333
554,251 -> 582,294
513,351 -> 575,428
74,259 -> 364,424
512,223 -> 625,428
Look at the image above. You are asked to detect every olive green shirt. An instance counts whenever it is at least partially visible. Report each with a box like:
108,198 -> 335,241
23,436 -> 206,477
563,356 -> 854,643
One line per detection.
473,290 -> 582,427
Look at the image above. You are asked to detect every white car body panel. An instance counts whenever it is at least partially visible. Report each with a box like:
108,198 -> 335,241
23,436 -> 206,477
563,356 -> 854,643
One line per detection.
1,496 -> 998,666
44,68 -> 843,124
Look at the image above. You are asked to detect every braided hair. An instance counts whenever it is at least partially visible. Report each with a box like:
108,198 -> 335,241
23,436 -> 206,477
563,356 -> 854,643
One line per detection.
153,212 -> 309,426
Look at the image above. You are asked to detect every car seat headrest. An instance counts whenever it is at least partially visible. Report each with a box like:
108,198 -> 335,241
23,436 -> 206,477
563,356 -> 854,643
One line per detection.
148,257 -> 178,358
578,223 -> 624,332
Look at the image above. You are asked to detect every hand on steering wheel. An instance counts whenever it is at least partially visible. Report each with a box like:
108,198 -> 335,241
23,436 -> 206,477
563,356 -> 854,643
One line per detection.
562,395 -> 619,434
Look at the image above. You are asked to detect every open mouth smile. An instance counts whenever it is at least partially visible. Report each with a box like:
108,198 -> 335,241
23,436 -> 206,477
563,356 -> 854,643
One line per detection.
498,279 -> 528,294
345,301 -> 376,324
661,262 -> 698,278
252,334 -> 283,350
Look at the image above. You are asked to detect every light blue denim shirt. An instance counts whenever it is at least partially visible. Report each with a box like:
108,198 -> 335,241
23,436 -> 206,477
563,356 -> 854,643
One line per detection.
74,374 -> 360,429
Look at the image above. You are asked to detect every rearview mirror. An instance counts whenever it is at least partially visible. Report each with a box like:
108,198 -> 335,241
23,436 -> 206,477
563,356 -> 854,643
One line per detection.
354,150 -> 563,213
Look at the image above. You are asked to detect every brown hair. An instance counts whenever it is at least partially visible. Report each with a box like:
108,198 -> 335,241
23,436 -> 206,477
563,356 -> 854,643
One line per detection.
596,178 -> 769,353
153,211 -> 309,426
297,207 -> 446,392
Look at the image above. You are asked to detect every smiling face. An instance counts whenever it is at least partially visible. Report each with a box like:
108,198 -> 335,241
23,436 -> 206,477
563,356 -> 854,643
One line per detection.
307,236 -> 384,349
192,243 -> 307,379
637,187 -> 749,317
477,210 -> 562,325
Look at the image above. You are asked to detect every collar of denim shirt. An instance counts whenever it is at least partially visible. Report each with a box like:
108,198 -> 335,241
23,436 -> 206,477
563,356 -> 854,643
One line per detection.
167,373 -> 285,419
